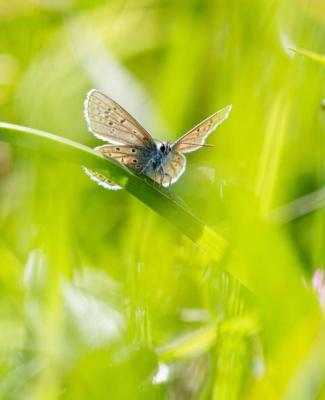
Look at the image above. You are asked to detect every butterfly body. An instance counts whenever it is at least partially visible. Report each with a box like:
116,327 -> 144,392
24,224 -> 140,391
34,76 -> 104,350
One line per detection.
144,141 -> 173,181
84,89 -> 231,190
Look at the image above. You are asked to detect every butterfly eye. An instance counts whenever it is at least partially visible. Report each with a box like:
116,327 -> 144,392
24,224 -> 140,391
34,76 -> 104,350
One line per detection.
160,144 -> 166,152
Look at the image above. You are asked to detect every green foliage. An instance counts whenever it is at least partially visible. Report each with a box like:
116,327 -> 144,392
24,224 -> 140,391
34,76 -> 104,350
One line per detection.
0,0 -> 325,399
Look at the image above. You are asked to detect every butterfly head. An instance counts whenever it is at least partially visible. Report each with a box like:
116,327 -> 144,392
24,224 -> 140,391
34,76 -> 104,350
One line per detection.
157,141 -> 172,155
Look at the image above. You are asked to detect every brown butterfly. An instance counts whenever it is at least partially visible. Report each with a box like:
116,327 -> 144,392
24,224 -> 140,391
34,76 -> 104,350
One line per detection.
84,89 -> 232,190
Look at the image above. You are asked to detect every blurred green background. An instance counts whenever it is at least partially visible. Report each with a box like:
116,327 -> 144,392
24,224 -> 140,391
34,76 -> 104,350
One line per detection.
1,0 -> 325,398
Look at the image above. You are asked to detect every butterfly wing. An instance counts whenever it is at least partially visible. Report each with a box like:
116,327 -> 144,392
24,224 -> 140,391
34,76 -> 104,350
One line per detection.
83,167 -> 122,190
146,151 -> 186,187
84,89 -> 155,148
83,144 -> 147,190
96,144 -> 149,173
172,105 -> 232,154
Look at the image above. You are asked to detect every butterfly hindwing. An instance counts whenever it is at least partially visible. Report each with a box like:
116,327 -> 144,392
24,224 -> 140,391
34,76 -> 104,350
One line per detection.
173,105 -> 232,153
83,167 -> 122,190
96,144 -> 147,173
84,89 -> 155,148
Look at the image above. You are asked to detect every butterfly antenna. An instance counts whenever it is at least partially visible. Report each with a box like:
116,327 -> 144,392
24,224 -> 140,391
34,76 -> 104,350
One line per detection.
180,142 -> 215,148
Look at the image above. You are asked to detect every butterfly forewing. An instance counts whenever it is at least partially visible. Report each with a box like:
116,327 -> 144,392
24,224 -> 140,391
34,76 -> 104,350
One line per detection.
173,105 -> 232,153
84,90 -> 155,148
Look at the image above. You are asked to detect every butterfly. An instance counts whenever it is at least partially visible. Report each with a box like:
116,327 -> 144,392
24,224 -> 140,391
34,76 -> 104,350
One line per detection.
83,89 -> 232,190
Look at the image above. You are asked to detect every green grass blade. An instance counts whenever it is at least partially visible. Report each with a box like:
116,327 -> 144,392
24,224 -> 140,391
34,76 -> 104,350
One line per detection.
157,314 -> 258,362
290,47 -> 325,65
0,122 -> 227,262
268,186 -> 325,223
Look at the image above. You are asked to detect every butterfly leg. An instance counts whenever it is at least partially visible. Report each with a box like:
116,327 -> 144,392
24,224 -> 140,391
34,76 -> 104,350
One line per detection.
139,159 -> 153,175
159,168 -> 165,185
153,169 -> 159,185
139,160 -> 160,188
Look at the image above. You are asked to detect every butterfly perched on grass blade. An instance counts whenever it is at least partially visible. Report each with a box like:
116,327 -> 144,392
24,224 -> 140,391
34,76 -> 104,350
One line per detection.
84,89 -> 232,190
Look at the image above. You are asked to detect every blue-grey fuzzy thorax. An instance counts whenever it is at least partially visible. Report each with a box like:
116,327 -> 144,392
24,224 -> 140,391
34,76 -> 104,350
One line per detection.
138,141 -> 172,173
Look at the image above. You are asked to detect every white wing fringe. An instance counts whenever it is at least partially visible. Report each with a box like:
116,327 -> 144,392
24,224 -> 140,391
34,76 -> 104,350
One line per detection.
83,167 -> 122,190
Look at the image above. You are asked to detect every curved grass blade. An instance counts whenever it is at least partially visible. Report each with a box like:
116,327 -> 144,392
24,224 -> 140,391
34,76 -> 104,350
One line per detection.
0,122 -> 227,263
289,47 -> 325,66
